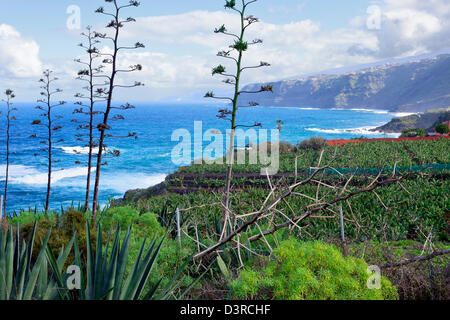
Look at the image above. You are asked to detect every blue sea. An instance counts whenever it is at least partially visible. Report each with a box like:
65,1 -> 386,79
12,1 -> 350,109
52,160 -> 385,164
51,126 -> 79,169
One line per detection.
0,102 -> 404,214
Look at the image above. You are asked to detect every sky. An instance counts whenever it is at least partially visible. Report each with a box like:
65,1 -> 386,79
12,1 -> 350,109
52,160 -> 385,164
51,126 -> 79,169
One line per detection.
1,0 -> 450,101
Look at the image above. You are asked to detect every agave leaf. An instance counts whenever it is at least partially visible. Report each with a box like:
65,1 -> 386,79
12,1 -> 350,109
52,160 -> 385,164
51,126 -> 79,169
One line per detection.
157,253 -> 194,300
45,244 -> 68,300
120,237 -> 159,300
94,224 -> 104,298
102,225 -> 121,299
119,235 -> 152,300
132,236 -> 165,300
72,227 -> 86,300
14,242 -> 28,300
23,229 -> 51,300
5,226 -> 14,298
56,234 -> 75,271
112,226 -> 132,299
216,254 -> 230,281
85,221 -> 94,299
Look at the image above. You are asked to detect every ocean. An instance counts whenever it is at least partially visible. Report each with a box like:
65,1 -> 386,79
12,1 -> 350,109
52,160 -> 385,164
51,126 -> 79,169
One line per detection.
0,102 -> 403,214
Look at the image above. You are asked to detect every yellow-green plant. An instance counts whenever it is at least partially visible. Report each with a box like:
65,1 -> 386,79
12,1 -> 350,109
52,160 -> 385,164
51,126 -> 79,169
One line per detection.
231,239 -> 398,300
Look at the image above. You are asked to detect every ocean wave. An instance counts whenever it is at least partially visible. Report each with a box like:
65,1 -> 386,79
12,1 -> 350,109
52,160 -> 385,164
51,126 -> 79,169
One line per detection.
0,165 -> 93,185
351,108 -> 390,114
391,112 -> 417,117
59,146 -> 117,155
0,165 -> 40,180
306,126 -> 400,137
328,108 -> 418,117
1,164 -> 166,195
329,108 -> 390,114
100,173 -> 167,193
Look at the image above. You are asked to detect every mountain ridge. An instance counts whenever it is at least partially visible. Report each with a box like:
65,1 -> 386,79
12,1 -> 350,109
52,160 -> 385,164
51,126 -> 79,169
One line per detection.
240,54 -> 450,113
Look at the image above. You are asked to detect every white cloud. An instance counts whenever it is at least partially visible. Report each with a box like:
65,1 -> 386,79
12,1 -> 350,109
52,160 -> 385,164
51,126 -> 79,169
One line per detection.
2,0 -> 450,101
349,0 -> 450,58
116,0 -> 450,95
0,24 -> 43,78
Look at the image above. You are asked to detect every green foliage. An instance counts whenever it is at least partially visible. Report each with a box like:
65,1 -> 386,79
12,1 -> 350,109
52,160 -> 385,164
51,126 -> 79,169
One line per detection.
225,0 -> 236,9
217,255 -> 231,281
0,221 -> 189,300
214,24 -> 227,33
400,128 -> 426,138
212,65 -> 226,75
149,238 -> 197,292
230,240 -> 398,300
297,136 -> 328,150
232,40 -> 248,52
20,208 -> 98,262
0,223 -> 73,300
68,222 -> 171,300
175,138 -> 450,174
98,206 -> 198,297
435,123 -> 449,134
100,207 -> 165,239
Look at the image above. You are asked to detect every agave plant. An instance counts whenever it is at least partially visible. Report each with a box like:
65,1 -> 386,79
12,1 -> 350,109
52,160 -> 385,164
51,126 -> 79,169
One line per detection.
46,221 -> 197,300
0,223 -> 74,300
0,221 -> 198,300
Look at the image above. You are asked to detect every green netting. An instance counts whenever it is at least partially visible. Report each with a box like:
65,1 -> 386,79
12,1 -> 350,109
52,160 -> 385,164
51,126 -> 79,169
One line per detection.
306,163 -> 450,176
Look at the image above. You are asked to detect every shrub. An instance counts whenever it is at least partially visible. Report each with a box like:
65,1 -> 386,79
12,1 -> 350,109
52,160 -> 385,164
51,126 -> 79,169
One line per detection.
349,241 -> 450,300
230,239 -> 398,300
20,208 -> 100,262
297,137 -> 328,150
278,141 -> 296,154
257,141 -> 295,154
100,207 -> 165,239
100,206 -> 198,296
400,128 -> 426,138
435,124 -> 449,134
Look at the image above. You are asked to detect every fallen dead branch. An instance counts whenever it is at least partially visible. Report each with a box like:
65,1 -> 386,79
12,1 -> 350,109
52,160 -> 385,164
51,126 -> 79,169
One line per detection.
381,249 -> 450,269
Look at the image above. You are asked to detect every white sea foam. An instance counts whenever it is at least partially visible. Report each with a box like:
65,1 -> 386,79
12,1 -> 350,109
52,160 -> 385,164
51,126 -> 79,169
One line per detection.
0,165 -> 40,180
59,146 -> 117,155
0,165 -> 93,185
351,108 -> 389,114
100,173 -> 167,193
9,167 -> 94,185
391,112 -> 417,117
306,126 -> 400,137
327,108 -> 418,117
59,146 -> 93,155
0,163 -> 164,194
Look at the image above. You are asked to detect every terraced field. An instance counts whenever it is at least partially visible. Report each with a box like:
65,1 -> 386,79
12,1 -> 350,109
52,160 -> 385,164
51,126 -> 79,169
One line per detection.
158,138 -> 450,193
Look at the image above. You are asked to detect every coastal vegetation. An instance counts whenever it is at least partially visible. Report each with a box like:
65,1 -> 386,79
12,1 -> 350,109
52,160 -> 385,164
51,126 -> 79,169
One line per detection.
1,130 -> 449,300
0,0 -> 449,301
376,107 -> 450,134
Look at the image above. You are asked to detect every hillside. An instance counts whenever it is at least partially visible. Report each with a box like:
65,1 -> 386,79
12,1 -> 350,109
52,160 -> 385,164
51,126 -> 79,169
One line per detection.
240,54 -> 450,112
374,108 -> 450,133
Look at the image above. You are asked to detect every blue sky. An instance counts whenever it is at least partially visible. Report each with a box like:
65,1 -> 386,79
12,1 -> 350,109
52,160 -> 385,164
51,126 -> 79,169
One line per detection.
1,0 -> 449,101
